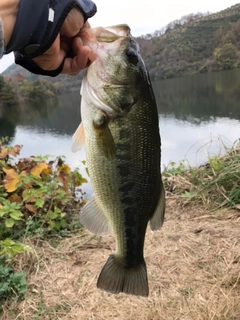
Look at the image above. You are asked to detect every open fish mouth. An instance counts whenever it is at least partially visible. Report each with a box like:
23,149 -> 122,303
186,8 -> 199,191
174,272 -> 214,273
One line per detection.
80,24 -> 132,57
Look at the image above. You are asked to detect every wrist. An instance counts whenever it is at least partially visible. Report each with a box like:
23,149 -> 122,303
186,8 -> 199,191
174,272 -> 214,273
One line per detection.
0,0 -> 19,46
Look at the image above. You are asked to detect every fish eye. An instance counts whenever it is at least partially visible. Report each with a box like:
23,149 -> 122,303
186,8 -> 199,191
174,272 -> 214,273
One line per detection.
125,48 -> 139,65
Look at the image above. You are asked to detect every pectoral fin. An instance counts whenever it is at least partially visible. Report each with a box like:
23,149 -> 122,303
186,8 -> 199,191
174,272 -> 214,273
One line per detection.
72,123 -> 85,152
80,196 -> 111,235
150,180 -> 165,231
93,112 -> 116,160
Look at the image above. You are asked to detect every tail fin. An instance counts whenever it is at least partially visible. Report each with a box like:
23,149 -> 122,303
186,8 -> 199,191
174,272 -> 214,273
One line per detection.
97,254 -> 149,297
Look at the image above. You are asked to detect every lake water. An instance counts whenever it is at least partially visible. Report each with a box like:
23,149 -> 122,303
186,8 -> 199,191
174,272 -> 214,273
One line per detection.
1,69 -> 240,194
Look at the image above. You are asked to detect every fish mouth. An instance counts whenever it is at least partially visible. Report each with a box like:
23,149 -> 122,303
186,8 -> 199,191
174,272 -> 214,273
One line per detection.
80,24 -> 132,56
94,24 -> 131,41
80,24 -> 140,117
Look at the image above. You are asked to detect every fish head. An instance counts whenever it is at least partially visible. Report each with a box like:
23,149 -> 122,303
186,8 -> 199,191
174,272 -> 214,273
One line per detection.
80,25 -> 149,117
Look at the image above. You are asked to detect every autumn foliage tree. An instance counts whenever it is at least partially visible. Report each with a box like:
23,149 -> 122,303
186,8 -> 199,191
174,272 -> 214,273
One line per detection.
0,76 -> 17,107
135,4 -> 240,80
214,43 -> 238,69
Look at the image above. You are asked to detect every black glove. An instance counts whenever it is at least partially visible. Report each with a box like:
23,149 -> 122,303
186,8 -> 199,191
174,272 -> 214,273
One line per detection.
5,0 -> 97,76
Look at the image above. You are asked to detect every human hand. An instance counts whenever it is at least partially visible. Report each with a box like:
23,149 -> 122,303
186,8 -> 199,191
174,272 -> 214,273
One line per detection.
33,7 -> 95,75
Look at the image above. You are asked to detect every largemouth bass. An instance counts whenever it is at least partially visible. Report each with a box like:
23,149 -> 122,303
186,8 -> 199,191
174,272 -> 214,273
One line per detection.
72,24 -> 165,297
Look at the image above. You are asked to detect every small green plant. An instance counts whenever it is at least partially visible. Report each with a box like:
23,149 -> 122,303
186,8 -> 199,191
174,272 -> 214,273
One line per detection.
0,142 -> 88,252
0,238 -> 32,257
163,160 -> 189,176
0,258 -> 27,308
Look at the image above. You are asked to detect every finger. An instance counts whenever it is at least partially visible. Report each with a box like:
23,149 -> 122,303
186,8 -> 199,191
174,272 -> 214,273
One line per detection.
61,7 -> 85,37
33,35 -> 67,70
76,21 -> 91,37
61,47 -> 90,75
71,36 -> 97,70
84,21 -> 91,29
72,36 -> 94,58
61,37 -> 94,75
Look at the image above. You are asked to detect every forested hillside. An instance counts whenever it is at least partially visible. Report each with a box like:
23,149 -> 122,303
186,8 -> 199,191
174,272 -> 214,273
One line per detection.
2,3 -> 240,95
137,3 -> 240,80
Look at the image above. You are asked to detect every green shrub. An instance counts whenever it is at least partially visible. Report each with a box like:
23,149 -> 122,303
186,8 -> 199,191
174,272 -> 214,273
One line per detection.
0,258 -> 27,308
0,140 -> 87,252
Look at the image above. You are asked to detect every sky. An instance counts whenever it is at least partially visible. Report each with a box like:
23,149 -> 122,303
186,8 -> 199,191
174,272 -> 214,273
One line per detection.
0,0 -> 239,73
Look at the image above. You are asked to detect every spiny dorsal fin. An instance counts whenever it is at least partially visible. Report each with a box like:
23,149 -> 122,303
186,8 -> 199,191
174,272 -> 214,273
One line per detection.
72,123 -> 85,152
80,196 -> 111,235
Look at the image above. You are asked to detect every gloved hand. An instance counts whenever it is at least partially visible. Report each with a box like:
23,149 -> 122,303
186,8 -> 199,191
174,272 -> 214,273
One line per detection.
33,8 -> 95,76
4,0 -> 97,76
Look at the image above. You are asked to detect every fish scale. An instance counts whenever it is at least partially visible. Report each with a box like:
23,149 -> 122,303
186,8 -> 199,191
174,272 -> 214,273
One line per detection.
72,24 -> 165,297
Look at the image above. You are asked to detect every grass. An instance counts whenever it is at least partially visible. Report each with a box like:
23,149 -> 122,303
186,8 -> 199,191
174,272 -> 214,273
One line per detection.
163,138 -> 240,209
0,139 -> 240,319
0,204 -> 239,320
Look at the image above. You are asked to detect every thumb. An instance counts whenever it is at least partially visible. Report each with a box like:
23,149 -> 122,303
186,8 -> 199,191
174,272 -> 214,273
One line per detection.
61,7 -> 85,37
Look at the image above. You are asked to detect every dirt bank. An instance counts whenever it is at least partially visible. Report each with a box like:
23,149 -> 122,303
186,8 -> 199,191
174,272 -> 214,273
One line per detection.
1,198 -> 240,320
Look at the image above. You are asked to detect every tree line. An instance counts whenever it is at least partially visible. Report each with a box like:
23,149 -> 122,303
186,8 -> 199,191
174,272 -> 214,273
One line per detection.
0,76 -> 56,107
2,3 -> 240,93
137,3 -> 240,80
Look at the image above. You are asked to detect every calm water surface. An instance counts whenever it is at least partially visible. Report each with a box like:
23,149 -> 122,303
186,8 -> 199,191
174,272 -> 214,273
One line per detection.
1,69 -> 240,194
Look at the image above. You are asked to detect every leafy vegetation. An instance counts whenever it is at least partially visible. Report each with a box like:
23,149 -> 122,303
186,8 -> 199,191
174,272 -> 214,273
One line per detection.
0,77 -> 17,107
0,257 -> 27,310
19,79 -> 56,101
163,138 -> 240,209
0,75 -> 56,107
0,141 -> 87,240
0,138 -> 88,306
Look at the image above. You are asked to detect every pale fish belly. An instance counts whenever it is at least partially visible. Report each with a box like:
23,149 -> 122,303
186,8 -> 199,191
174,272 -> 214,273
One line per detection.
80,91 -> 164,296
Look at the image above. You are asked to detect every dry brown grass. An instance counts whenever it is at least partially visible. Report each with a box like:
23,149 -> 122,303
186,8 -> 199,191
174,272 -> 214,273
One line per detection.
1,198 -> 240,320
163,141 -> 240,210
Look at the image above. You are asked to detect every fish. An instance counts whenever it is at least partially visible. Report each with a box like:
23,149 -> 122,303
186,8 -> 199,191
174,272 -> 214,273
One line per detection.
72,24 -> 165,297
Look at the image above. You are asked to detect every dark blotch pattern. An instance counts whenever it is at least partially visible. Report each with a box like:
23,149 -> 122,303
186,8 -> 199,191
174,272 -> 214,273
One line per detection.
125,226 -> 139,266
118,153 -> 132,162
117,125 -> 143,267
119,182 -> 135,195
124,208 -> 136,227
119,128 -> 131,140
121,197 -> 133,205
117,163 -> 130,177
116,143 -> 127,151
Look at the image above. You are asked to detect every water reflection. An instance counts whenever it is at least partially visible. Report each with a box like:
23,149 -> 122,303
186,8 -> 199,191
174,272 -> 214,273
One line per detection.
0,69 -> 240,177
153,69 -> 240,122
160,117 -> 239,168
0,117 -> 16,138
